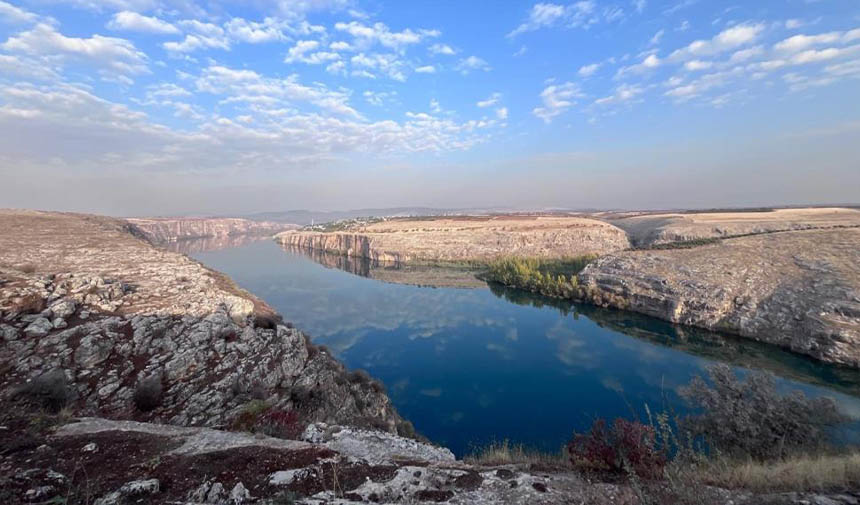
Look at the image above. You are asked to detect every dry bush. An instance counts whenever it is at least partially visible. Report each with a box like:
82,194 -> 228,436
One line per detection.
679,364 -> 845,460
13,369 -> 72,412
568,418 -> 666,478
465,440 -> 568,468
698,452 -> 860,492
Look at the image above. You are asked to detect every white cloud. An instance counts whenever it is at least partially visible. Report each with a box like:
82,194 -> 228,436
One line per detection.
284,40 -> 341,64
508,1 -> 598,37
774,28 -> 860,54
532,81 -> 583,123
195,64 -> 360,117
363,90 -> 395,106
330,41 -> 352,51
649,29 -> 665,46
0,82 -> 500,180
669,23 -> 764,61
350,52 -> 407,81
146,82 -> 191,98
107,11 -> 178,34
2,22 -> 148,74
429,43 -> 455,55
633,0 -> 646,14
616,53 -> 660,77
0,1 -> 38,23
496,107 -> 508,119
477,92 -> 501,107
595,83 -> 644,104
415,65 -> 435,73
684,59 -> 712,71
0,53 -> 59,80
578,62 -> 600,76
334,21 -> 439,51
729,45 -> 764,63
224,17 -> 289,44
455,55 -> 490,74
164,21 -> 230,53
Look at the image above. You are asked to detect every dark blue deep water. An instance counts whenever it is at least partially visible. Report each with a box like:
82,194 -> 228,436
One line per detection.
190,239 -> 860,457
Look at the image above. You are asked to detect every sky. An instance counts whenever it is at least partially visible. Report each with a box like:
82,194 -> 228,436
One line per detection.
0,0 -> 859,216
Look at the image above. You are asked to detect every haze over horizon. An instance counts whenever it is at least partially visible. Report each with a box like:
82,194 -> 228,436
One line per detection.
1,0 -> 859,216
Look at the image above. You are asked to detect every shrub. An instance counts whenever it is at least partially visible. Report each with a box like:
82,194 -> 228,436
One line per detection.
256,409 -> 303,439
396,420 -> 417,439
567,418 -> 666,478
254,313 -> 282,330
679,364 -> 846,460
230,399 -> 273,431
347,369 -> 371,384
133,375 -> 163,412
14,369 -> 72,413
483,255 -> 597,299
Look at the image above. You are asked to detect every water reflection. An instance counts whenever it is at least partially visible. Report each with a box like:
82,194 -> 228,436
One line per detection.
279,244 -> 485,288
192,240 -> 860,456
162,234 -> 272,254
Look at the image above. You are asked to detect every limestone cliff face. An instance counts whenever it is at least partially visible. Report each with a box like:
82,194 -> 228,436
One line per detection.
577,229 -> 860,367
277,216 -> 631,263
128,217 -> 296,243
279,232 -> 406,262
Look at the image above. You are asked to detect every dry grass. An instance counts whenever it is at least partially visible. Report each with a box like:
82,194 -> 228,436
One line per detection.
697,452 -> 860,493
464,440 -> 568,468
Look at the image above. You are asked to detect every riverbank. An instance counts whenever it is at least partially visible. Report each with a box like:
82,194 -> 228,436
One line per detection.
3,209 -> 859,504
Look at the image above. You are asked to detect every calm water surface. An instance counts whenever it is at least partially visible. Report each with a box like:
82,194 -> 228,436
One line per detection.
191,239 -> 860,457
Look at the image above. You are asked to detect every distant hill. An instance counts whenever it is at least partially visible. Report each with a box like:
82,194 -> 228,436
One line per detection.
245,207 -> 511,225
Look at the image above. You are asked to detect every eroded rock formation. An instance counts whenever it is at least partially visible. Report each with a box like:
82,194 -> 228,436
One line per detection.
277,216 -> 631,263
577,228 -> 860,366
128,217 -> 296,244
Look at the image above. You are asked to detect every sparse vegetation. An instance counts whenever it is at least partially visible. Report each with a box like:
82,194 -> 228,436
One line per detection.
230,400 -> 304,439
568,418 -> 666,478
696,451 -> 860,492
643,237 -> 721,250
481,255 -> 597,298
679,364 -> 845,460
465,440 -> 567,468
13,369 -> 72,413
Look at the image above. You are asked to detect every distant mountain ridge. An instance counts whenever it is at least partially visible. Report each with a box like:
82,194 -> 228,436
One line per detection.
244,207 -> 514,225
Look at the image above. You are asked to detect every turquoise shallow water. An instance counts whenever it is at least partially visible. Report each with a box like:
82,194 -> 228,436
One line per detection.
191,239 -> 860,457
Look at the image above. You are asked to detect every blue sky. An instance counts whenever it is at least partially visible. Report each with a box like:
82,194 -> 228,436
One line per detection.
1,0 -> 859,215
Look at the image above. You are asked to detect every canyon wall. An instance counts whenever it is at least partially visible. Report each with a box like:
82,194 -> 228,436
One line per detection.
577,228 -> 860,367
128,217 -> 297,243
277,216 -> 631,263
0,210 -> 400,431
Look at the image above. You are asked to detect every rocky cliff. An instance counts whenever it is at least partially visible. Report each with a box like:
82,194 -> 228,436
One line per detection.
277,216 -> 631,263
577,228 -> 860,367
0,210 -> 400,431
128,217 -> 297,244
608,207 -> 860,247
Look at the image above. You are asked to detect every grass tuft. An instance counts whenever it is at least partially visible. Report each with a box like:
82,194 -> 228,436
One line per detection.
465,440 -> 568,468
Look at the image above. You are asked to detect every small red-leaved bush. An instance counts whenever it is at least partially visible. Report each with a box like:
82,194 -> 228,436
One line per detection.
567,418 -> 665,478
256,409 -> 303,439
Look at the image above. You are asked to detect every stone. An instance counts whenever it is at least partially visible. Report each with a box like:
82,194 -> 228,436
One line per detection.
82,442 -> 98,453
229,482 -> 251,504
24,317 -> 53,337
119,478 -> 160,496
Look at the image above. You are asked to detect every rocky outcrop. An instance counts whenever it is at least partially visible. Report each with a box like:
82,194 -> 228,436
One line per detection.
128,217 -> 297,244
608,207 -> 860,248
578,228 -> 860,367
2,415 -> 630,505
0,210 -> 400,431
277,216 -> 631,263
